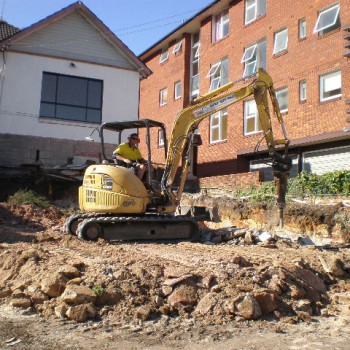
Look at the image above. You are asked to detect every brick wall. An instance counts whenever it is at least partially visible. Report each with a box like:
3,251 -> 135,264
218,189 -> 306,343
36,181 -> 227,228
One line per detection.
199,171 -> 262,190
140,0 -> 350,178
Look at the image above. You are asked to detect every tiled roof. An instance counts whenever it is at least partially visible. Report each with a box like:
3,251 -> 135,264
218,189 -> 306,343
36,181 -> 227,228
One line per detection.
0,20 -> 20,41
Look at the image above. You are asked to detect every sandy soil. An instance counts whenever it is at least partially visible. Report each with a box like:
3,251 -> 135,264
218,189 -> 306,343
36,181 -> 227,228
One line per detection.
0,202 -> 349,349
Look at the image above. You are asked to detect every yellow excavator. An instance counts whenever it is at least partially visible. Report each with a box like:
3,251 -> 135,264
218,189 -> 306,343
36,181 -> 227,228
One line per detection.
65,68 -> 291,241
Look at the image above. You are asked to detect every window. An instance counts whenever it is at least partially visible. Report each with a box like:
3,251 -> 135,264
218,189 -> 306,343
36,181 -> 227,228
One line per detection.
244,99 -> 262,135
160,47 -> 169,63
173,40 -> 182,54
273,28 -> 288,55
320,70 -> 341,102
241,39 -> 266,77
210,108 -> 228,143
207,57 -> 229,92
314,4 -> 340,36
190,32 -> 200,100
299,80 -> 307,102
174,81 -> 182,100
213,9 -> 229,42
245,0 -> 266,25
298,18 -> 306,40
39,72 -> 103,123
275,88 -> 289,113
160,88 -> 168,106
158,129 -> 165,147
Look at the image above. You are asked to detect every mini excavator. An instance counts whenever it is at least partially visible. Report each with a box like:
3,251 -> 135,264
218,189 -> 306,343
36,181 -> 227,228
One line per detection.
65,69 -> 291,241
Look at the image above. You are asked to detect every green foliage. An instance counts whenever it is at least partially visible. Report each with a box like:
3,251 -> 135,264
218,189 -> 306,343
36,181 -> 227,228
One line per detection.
92,285 -> 104,297
236,170 -> 350,201
8,189 -> 50,208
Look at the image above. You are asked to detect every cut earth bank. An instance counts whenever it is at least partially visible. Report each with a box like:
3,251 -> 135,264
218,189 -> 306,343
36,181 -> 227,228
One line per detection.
0,195 -> 349,349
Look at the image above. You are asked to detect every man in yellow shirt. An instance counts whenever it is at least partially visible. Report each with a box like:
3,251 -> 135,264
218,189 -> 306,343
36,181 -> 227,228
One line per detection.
112,133 -> 148,181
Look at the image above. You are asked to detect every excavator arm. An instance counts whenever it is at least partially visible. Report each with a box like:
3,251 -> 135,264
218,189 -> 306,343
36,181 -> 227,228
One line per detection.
160,68 -> 291,226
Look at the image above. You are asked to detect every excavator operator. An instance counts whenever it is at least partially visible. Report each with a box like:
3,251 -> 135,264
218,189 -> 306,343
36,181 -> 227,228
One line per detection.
112,133 -> 148,181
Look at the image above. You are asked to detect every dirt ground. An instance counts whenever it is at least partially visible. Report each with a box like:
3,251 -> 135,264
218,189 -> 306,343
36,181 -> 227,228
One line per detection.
0,200 -> 350,350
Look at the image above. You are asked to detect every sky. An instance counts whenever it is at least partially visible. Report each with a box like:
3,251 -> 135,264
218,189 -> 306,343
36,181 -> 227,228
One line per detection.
1,0 -> 214,55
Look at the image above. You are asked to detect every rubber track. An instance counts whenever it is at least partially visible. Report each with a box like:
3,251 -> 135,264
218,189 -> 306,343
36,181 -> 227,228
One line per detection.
76,215 -> 199,241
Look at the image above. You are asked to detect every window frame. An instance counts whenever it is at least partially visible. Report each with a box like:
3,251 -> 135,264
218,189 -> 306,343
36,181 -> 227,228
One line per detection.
241,39 -> 266,78
319,70 -> 341,102
210,108 -> 228,144
244,99 -> 262,135
273,28 -> 288,55
39,72 -> 103,124
245,0 -> 266,25
160,47 -> 169,63
298,18 -> 306,40
174,80 -> 182,100
299,80 -> 307,102
213,8 -> 229,42
173,40 -> 182,54
313,3 -> 340,35
207,57 -> 229,92
158,129 -> 165,147
190,32 -> 201,101
159,87 -> 168,106
275,87 -> 289,113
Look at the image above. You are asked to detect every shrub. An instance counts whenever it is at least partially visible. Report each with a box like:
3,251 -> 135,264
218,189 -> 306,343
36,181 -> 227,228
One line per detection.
8,189 -> 50,208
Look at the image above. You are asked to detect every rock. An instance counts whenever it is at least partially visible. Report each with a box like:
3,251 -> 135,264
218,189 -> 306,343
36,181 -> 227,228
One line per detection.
294,299 -> 313,316
295,268 -> 327,294
10,297 -> 32,308
319,256 -> 346,277
41,274 -> 67,297
30,291 -> 49,304
59,266 -> 81,279
162,285 -> 173,296
244,231 -> 254,245
60,285 -> 96,305
66,303 -> 96,323
155,295 -> 164,307
54,303 -> 68,319
164,266 -> 192,278
236,294 -> 262,320
95,286 -> 122,306
135,305 -> 152,320
163,274 -> 193,287
195,292 -> 218,315
167,282 -> 198,309
254,292 -> 280,314
290,285 -> 306,299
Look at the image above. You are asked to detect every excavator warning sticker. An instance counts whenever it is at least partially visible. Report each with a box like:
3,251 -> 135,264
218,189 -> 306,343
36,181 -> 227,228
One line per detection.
193,94 -> 236,118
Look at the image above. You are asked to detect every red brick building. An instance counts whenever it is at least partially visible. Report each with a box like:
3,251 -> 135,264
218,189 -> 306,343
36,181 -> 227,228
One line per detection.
139,0 -> 350,183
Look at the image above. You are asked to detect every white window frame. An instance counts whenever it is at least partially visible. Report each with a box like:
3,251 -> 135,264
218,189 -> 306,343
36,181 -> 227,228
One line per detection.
245,0 -> 266,25
173,40 -> 182,54
160,47 -> 169,63
320,70 -> 341,102
241,40 -> 266,78
174,81 -> 182,100
275,88 -> 289,113
158,129 -> 165,147
210,108 -> 228,144
160,87 -> 168,106
245,0 -> 257,25
244,99 -> 261,135
213,8 -> 229,42
298,18 -> 306,40
313,4 -> 340,34
190,33 -> 200,101
207,58 -> 229,92
299,80 -> 307,102
273,28 -> 288,55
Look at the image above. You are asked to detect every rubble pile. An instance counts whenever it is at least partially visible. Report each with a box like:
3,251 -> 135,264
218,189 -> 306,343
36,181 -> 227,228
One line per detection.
0,201 -> 349,329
